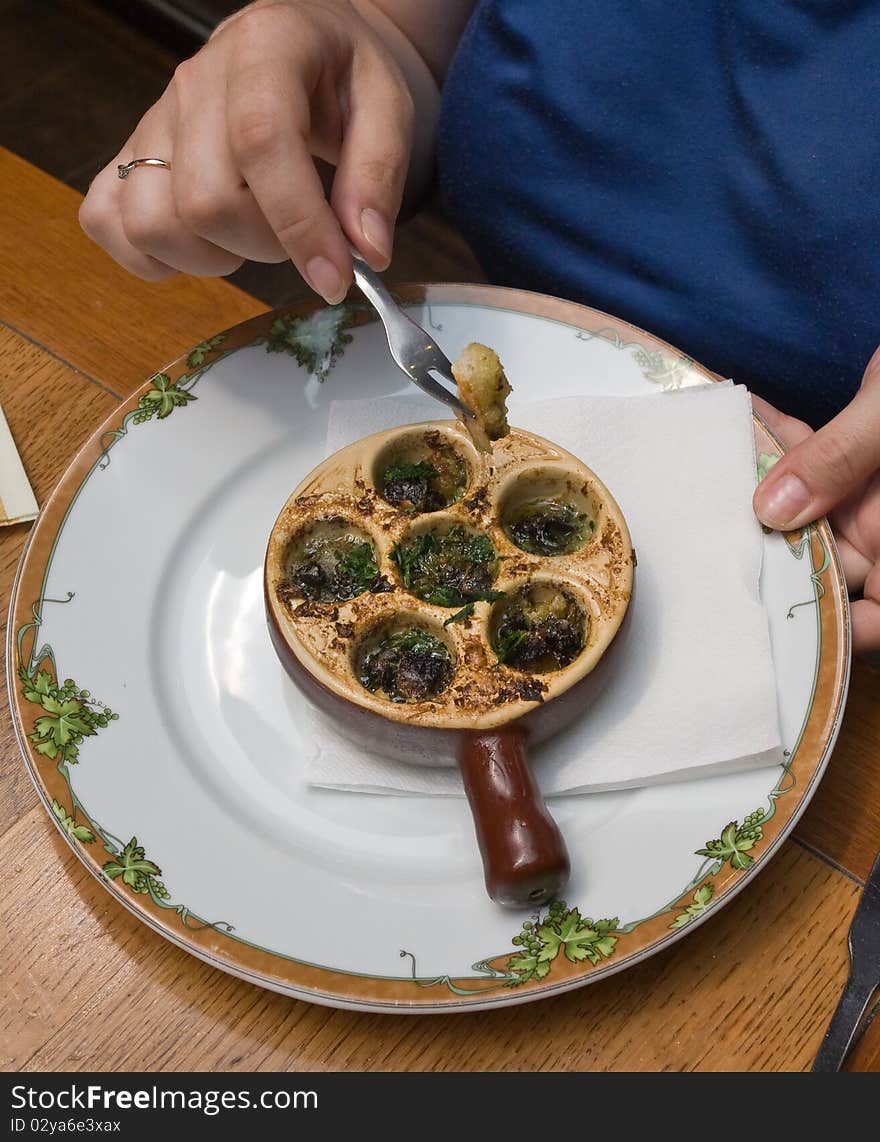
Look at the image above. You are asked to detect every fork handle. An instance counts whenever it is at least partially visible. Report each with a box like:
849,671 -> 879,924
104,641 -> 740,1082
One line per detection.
348,244 -> 400,322
811,969 -> 878,1071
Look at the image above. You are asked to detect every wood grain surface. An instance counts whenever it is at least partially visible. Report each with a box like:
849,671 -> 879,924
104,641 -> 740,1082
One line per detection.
1,146 -> 877,1073
796,661 -> 880,882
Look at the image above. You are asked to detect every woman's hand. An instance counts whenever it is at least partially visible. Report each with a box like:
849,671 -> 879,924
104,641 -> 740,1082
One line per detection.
753,348 -> 880,654
78,0 -> 446,301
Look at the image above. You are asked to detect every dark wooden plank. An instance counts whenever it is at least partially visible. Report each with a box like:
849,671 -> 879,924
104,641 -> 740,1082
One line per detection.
844,1004 -> 880,1072
795,660 -> 880,882
0,1 -> 104,104
91,0 -> 232,55
0,35 -> 173,185
65,148 -> 121,196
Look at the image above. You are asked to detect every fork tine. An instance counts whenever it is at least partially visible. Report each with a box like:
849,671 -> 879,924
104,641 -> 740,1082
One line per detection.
423,359 -> 456,386
409,368 -> 475,418
423,345 -> 456,374
347,244 -> 474,419
425,360 -> 477,420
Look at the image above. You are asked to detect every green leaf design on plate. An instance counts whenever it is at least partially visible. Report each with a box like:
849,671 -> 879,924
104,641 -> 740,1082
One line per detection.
757,452 -> 780,482
753,449 -> 780,481
186,333 -> 226,368
631,347 -> 694,390
264,306 -> 354,381
132,372 -> 197,424
51,799 -> 95,844
103,836 -> 170,899
16,610 -> 235,935
669,882 -> 714,929
696,809 -> 765,871
19,665 -> 118,766
22,668 -> 53,703
756,453 -> 782,533
506,900 -> 619,985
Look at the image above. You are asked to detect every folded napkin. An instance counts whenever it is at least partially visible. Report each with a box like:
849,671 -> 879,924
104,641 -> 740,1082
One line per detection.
0,402 -> 37,527
305,382 -> 783,796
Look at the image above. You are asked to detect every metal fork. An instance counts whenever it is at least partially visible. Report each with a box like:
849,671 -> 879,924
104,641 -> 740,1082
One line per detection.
812,849 -> 880,1071
348,246 -> 474,420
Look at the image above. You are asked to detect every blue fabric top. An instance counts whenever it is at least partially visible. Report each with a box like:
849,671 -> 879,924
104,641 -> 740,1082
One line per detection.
437,1 -> 880,427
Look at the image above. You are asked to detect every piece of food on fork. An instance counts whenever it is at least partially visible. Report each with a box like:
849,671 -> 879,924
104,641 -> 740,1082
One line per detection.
452,343 -> 512,451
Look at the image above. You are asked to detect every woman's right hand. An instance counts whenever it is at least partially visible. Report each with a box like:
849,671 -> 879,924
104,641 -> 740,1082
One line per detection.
78,0 -> 435,302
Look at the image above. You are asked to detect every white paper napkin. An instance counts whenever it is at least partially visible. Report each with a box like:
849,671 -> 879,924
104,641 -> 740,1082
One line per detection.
0,402 -> 38,526
304,382 -> 784,796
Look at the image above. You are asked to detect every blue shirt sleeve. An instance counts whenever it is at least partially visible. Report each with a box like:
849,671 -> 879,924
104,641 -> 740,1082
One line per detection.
438,0 -> 880,426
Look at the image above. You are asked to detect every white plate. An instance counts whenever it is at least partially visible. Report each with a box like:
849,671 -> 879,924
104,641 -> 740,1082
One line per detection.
9,285 -> 850,1012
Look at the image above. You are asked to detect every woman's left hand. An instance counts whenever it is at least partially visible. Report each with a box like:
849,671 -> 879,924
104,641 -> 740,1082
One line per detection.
752,348 -> 880,655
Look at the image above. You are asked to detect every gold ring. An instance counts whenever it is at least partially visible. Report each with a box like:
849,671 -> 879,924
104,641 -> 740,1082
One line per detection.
117,158 -> 172,180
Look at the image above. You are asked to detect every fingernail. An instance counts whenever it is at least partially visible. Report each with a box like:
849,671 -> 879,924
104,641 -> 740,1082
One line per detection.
305,256 -> 346,305
360,208 -> 392,266
756,472 -> 812,530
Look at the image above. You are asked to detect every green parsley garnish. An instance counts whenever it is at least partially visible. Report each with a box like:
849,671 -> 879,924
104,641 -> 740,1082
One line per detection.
391,525 -> 503,608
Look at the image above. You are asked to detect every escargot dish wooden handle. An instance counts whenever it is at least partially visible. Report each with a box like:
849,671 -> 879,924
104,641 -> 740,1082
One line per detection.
457,727 -> 570,908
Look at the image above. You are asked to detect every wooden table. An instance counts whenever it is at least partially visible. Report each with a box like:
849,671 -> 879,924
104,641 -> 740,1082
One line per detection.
1,147 -> 877,1073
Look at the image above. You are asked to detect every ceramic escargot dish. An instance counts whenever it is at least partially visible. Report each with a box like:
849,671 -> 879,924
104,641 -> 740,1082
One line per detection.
265,346 -> 634,907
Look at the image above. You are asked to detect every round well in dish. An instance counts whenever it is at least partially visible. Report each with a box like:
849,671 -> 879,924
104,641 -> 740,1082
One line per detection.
506,500 -> 591,556
491,582 -> 588,673
390,520 -> 501,607
283,517 -> 380,602
357,621 -> 455,704
499,465 -> 598,557
373,427 -> 471,513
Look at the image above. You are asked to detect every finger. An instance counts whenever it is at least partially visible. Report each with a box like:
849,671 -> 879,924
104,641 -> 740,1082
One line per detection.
79,156 -> 178,281
227,49 -> 352,303
851,595 -> 880,656
171,51 -> 288,263
859,343 -> 880,390
834,533 -> 872,594
753,372 -> 880,531
121,95 -> 244,277
330,47 -> 413,270
755,393 -> 875,594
